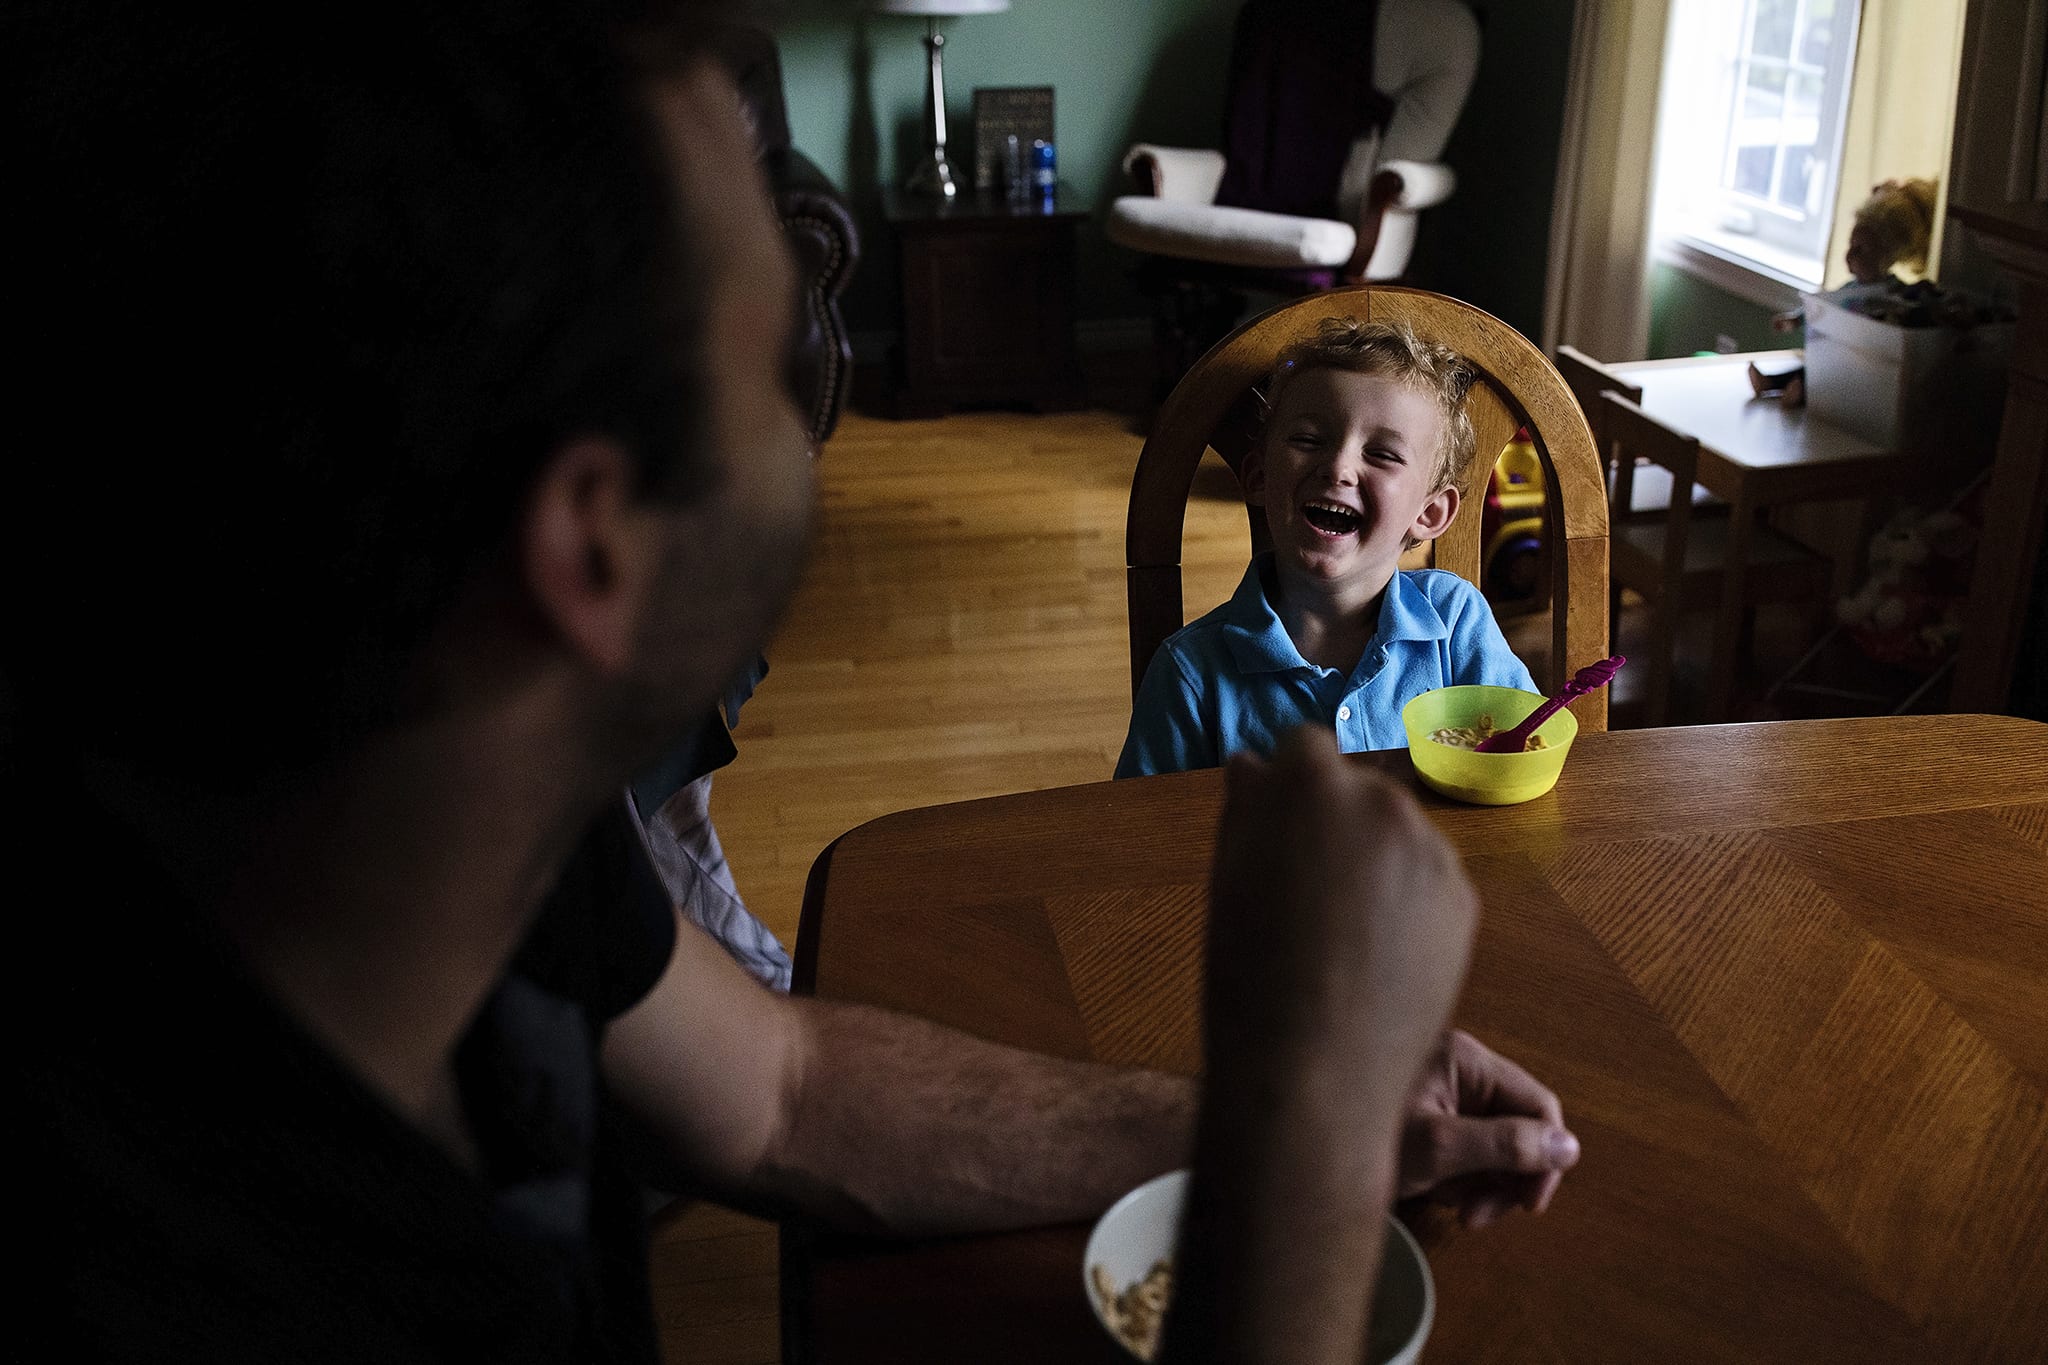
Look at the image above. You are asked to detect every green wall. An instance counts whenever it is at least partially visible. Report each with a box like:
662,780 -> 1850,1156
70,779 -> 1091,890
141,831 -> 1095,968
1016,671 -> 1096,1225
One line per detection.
1404,0 -> 1575,341
773,0 -> 1576,341
775,0 -> 1241,333
1645,264 -> 1798,357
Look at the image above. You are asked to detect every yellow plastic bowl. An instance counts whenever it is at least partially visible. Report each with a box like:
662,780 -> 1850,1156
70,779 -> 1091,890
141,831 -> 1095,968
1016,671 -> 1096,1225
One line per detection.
1401,685 -> 1578,806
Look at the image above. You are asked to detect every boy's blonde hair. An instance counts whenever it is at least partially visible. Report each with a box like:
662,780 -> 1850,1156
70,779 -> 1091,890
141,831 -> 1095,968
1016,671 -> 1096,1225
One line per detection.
1263,317 -> 1479,498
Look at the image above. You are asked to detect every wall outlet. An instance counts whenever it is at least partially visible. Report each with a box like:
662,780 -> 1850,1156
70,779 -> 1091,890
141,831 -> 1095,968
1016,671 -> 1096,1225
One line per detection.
1714,334 -> 1740,354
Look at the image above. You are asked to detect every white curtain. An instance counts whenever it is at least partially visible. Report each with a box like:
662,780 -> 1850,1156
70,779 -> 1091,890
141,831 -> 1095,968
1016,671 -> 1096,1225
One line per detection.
1541,0 -> 1672,360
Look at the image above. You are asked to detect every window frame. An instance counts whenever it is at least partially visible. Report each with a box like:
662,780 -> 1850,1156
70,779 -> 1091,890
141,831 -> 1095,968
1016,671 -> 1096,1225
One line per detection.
1653,0 -> 1865,295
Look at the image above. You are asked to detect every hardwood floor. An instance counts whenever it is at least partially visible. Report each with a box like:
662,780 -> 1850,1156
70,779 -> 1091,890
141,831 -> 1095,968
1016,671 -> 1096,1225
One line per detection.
711,408 -> 1253,956
652,406 -> 1250,1365
648,1203 -> 783,1365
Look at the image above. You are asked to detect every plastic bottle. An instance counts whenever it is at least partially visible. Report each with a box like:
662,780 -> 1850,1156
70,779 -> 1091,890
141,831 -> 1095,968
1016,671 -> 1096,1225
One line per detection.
1002,134 -> 1026,204
1031,139 -> 1056,202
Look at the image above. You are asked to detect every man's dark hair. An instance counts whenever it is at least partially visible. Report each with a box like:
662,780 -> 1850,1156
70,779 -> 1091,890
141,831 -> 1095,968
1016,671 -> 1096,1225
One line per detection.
7,1 -> 714,774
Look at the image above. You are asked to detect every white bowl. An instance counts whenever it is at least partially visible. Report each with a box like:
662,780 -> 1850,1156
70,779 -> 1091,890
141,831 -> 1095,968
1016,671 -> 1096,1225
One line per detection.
1083,1169 -> 1434,1364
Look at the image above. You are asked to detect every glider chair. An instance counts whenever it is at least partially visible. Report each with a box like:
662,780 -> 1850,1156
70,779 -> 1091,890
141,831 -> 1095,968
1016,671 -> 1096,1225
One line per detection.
1126,285 -> 1612,732
1106,0 -> 1481,399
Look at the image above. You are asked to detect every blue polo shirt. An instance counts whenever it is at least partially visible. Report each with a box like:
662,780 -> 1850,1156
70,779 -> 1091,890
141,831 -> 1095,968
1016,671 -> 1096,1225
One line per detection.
1116,557 -> 1535,776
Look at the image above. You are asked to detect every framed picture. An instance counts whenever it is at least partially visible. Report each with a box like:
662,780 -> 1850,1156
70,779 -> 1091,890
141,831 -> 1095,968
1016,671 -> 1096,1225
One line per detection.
971,86 -> 1055,193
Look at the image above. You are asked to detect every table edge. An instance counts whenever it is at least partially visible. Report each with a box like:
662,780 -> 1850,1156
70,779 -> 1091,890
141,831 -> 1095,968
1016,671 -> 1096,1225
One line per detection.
810,716 -> 2045,864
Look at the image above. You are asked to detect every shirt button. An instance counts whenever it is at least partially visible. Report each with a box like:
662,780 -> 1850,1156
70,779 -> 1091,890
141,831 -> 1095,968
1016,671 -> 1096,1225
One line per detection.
1337,705 -> 1352,721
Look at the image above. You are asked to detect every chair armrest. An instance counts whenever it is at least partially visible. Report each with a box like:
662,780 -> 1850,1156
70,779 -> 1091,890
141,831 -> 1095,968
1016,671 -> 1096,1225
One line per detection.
1376,159 -> 1457,210
762,147 -> 860,445
765,147 -> 859,298
1121,144 -> 1227,204
1340,162 -> 1458,283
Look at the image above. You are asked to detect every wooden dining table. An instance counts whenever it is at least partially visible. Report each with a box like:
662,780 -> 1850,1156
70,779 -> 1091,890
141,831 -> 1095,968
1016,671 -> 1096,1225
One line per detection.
785,715 -> 2048,1364
1608,351 -> 1911,722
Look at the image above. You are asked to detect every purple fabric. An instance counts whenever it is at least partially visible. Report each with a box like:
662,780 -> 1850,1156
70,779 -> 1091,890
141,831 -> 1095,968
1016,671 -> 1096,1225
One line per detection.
1213,0 -> 1391,221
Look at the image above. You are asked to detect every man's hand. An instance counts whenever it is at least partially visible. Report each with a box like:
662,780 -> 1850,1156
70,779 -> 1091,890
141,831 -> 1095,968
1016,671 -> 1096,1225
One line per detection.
1400,1029 -> 1581,1226
1204,729 -> 1479,1094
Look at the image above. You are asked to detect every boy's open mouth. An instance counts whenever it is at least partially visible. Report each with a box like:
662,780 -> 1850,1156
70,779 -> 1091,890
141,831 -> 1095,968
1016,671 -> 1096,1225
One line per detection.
1300,499 -> 1361,538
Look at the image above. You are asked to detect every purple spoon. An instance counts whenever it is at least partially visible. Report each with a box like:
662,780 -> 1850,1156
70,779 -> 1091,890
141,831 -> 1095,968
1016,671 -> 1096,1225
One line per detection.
1474,655 -> 1626,753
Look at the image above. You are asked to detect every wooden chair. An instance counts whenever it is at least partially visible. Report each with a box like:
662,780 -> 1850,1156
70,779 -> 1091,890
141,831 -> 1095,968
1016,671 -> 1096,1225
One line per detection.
1127,285 -> 1612,732
1555,344 -> 1722,521
1600,393 -> 1831,726
1557,343 -> 1715,657
1554,345 -> 1638,491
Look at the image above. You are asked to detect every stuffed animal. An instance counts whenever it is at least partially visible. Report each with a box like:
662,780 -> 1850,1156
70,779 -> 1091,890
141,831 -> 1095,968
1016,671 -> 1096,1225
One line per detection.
1836,504 -> 1975,671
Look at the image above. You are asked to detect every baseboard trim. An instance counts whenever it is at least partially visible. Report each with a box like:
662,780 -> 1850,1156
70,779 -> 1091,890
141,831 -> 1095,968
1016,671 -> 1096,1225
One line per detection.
850,317 -> 1151,368
1076,317 -> 1152,354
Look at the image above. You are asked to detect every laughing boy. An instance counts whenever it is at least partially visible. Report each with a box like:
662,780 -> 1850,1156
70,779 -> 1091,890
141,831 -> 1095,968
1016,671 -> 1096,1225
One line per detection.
1117,318 -> 1536,777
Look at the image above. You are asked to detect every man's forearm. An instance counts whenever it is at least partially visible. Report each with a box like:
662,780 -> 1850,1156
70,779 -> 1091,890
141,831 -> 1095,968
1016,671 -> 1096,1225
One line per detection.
1162,1051 -> 1408,1364
756,997 -> 1195,1237
1163,733 -> 1484,1364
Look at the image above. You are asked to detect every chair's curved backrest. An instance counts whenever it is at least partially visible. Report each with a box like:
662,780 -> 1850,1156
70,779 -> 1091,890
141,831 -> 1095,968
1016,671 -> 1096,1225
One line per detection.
1599,392 -> 1698,728
1126,285 -> 1612,730
1553,344 -> 1642,482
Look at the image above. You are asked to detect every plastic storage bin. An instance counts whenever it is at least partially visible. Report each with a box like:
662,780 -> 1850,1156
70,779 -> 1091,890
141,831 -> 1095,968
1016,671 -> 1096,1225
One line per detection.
1801,291 -> 2011,464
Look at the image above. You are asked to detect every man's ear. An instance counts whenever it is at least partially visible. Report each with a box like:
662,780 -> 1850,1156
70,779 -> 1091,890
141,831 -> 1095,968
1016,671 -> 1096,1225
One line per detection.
1241,445 -> 1268,507
520,438 -> 660,675
1410,484 -> 1460,543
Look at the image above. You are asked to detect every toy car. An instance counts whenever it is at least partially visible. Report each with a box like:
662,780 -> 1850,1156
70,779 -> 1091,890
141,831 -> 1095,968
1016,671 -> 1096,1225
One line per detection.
1480,427 -> 1549,610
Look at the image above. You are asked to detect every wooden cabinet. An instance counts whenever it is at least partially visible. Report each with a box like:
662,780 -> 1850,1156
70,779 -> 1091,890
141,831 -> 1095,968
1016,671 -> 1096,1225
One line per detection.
1947,0 -> 2048,714
884,188 -> 1088,417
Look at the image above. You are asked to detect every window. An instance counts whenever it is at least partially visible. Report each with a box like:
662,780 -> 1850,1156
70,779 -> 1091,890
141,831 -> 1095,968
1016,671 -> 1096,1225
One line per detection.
1653,0 -> 1862,298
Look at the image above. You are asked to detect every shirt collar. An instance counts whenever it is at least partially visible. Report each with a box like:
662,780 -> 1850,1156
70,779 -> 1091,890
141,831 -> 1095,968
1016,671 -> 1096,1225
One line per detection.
1219,555 -> 1451,675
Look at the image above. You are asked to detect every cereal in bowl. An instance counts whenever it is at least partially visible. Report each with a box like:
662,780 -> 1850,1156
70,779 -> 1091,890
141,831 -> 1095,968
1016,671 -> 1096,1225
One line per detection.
1090,1258 -> 1172,1361
1428,713 -> 1546,752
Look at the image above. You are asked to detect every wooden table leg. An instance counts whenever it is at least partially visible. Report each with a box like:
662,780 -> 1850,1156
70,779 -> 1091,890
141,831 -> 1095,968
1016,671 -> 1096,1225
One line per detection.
1846,493 -> 1888,598
1707,490 -> 1756,722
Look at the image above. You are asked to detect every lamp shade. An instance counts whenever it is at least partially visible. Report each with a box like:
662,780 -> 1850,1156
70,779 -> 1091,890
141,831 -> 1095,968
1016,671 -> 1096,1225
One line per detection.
872,0 -> 1009,13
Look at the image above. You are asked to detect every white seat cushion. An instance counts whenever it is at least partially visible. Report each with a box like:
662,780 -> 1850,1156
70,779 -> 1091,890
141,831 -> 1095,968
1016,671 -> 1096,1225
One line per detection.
1106,195 -> 1357,270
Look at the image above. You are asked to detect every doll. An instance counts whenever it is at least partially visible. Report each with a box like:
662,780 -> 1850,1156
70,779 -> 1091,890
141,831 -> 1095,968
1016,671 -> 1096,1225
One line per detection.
1774,177 -> 1937,329
1751,178 -> 1939,401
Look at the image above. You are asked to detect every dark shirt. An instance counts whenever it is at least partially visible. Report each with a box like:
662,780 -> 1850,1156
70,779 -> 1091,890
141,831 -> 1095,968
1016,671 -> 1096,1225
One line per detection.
16,773 -> 677,1363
